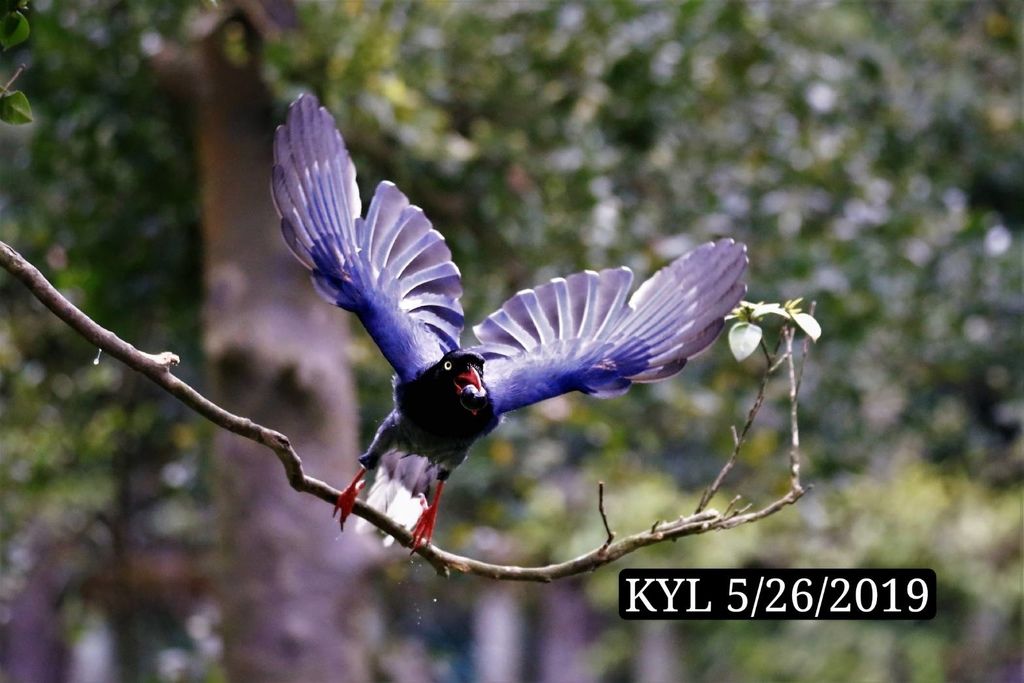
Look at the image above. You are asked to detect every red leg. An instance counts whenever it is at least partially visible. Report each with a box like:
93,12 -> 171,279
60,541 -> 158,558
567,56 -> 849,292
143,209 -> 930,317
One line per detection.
333,467 -> 366,531
409,481 -> 445,553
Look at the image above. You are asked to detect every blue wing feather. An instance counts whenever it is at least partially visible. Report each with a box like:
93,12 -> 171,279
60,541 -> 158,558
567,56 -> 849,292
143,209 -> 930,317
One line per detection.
272,95 -> 464,382
471,239 -> 747,415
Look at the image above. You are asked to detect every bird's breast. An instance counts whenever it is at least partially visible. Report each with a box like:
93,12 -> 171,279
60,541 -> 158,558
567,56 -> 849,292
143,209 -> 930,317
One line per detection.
396,381 -> 496,441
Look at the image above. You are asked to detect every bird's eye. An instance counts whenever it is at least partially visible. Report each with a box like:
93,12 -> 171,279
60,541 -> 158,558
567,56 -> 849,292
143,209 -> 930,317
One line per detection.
443,361 -> 453,371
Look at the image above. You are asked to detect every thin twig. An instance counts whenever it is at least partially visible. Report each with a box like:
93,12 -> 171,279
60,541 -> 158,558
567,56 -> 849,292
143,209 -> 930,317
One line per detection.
782,328 -> 799,491
759,338 -> 771,365
696,332 -> 784,513
769,349 -> 791,374
2,64 -> 27,94
795,302 -> 815,396
597,481 -> 615,550
1,240 -> 811,582
785,302 -> 815,494
723,494 -> 743,517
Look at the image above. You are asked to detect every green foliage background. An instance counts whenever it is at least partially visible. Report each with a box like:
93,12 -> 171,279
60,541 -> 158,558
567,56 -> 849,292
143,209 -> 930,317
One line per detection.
1,1 -> 1020,681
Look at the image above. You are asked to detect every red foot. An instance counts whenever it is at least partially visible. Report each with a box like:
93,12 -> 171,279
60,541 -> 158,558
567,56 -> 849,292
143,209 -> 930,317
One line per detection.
333,468 -> 366,531
409,481 -> 445,553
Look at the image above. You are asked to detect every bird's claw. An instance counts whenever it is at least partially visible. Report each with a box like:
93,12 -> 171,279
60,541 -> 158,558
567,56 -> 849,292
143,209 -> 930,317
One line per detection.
333,476 -> 366,531
409,501 -> 438,554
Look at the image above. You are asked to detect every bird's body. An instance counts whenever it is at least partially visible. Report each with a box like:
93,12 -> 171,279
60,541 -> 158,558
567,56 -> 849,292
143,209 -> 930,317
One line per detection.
369,406 -> 492,473
394,352 -> 497,449
364,352 -> 498,475
271,95 -> 748,549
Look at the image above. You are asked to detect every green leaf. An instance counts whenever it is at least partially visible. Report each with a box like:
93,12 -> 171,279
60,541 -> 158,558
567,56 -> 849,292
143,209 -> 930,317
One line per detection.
729,322 -> 763,361
727,301 -> 758,321
0,90 -> 32,124
751,302 -> 790,320
1,10 -> 29,49
792,312 -> 821,341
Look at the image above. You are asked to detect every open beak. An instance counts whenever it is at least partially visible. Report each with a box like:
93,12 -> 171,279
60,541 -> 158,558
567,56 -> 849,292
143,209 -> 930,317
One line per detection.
454,366 -> 482,393
455,366 -> 486,415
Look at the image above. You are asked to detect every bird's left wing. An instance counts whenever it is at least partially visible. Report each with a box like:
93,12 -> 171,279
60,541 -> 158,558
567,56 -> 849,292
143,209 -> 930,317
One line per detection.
272,95 -> 464,383
468,239 -> 747,416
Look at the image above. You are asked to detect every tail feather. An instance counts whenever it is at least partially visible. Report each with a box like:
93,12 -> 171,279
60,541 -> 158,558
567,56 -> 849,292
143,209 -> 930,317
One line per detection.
355,452 -> 437,546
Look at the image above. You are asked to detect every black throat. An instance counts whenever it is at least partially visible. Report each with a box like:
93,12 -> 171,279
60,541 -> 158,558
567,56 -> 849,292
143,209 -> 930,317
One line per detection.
397,367 -> 494,440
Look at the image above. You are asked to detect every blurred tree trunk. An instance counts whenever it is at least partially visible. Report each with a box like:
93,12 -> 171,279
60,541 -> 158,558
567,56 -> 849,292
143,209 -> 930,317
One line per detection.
0,526 -> 68,683
109,448 -> 140,682
473,585 -> 524,683
537,580 -> 596,683
193,16 -> 378,683
632,622 -> 682,683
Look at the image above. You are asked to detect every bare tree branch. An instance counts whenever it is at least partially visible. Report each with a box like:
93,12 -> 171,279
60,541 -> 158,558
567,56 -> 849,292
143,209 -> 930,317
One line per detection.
696,333 -> 785,514
785,328 -> 804,493
785,303 -> 815,495
2,64 -> 27,95
597,481 -> 615,550
1,240 -> 809,582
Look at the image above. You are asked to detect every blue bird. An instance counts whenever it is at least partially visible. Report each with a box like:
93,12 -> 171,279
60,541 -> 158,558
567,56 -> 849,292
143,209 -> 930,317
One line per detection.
271,95 -> 748,550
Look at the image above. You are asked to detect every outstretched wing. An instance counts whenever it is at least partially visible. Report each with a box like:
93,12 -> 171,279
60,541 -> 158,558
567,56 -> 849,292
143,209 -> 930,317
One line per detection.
272,95 -> 464,383
469,239 -> 747,416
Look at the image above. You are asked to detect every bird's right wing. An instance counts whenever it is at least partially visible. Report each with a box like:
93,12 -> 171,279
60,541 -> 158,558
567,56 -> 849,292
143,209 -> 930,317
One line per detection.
468,239 -> 747,416
272,95 -> 464,384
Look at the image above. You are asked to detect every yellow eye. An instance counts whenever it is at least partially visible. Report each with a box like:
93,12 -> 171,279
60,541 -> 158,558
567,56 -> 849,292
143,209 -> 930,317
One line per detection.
443,361 -> 453,371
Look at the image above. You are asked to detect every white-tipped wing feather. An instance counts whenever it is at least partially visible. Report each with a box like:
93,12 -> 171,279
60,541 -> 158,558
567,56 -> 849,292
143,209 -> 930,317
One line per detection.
470,239 -> 747,415
272,95 -> 464,383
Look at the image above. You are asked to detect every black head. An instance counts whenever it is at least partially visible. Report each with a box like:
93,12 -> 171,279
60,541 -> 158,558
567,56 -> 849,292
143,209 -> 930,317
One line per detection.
397,350 -> 493,438
435,350 -> 487,412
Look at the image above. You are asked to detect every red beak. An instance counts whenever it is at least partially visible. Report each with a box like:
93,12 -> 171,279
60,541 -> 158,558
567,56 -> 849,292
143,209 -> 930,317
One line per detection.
454,366 -> 482,392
